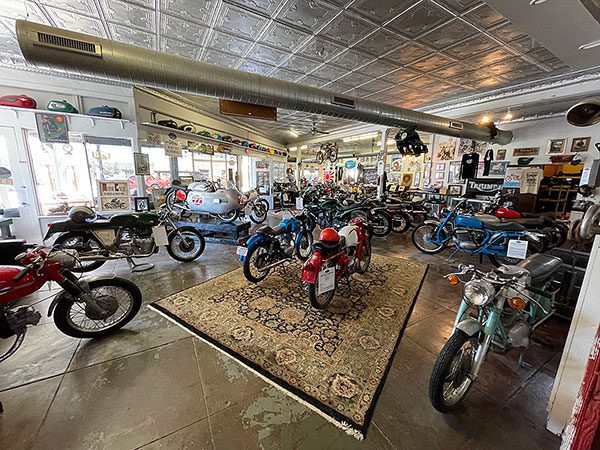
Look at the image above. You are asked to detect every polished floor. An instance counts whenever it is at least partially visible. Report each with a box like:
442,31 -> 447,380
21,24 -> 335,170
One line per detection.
0,216 -> 567,450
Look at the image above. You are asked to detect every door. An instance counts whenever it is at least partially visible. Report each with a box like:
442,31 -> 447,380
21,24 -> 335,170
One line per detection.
0,126 -> 39,242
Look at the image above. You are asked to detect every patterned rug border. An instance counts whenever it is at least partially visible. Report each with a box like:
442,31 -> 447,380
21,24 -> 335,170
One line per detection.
149,260 -> 429,440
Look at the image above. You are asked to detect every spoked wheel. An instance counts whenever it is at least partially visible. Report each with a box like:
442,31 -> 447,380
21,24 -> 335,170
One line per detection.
53,232 -> 106,272
371,211 -> 392,237
259,198 -> 270,213
412,224 -> 448,254
356,240 -> 372,274
296,232 -> 313,261
307,260 -> 336,309
166,227 -> 205,262
217,209 -> 238,223
53,278 -> 142,338
391,210 -> 411,233
429,330 -> 478,413
243,242 -> 271,283
250,203 -> 267,224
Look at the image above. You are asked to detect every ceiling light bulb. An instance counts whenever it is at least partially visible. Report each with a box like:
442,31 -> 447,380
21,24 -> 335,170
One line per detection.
480,116 -> 490,124
300,145 -> 308,150
288,130 -> 299,137
579,40 -> 600,50
504,112 -> 513,120
289,146 -> 297,151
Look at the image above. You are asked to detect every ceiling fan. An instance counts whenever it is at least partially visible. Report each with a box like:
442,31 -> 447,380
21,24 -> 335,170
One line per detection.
310,122 -> 330,135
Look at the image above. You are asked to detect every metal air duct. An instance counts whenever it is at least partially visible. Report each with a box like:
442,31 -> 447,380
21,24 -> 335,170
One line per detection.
16,20 -> 513,144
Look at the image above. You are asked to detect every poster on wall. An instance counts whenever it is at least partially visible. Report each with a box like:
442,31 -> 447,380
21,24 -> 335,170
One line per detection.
134,153 -> 150,175
36,113 -> 69,143
391,155 -> 402,171
571,137 -> 591,152
503,167 -> 522,188
457,139 -> 472,158
474,142 -> 487,154
97,180 -> 130,212
164,138 -> 182,157
547,138 -> 567,155
401,173 -> 413,186
146,131 -> 161,146
497,149 -> 507,160
363,168 -> 378,185
413,171 -> 421,187
513,147 -> 539,156
489,161 -> 509,176
448,161 -> 461,184
436,137 -> 457,160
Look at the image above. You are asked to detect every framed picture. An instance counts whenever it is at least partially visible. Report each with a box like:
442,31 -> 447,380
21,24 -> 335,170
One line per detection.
98,180 -> 130,212
489,161 -> 509,176
134,196 -> 150,212
134,153 -> 150,175
571,137 -> 591,152
513,147 -> 539,156
457,139 -> 472,157
474,141 -> 487,154
401,173 -> 413,186
497,149 -> 507,160
436,138 -> 456,161
413,171 -> 421,187
36,113 -> 69,143
448,184 -> 463,196
448,161 -> 461,184
547,138 -> 567,155
435,162 -> 446,171
435,171 -> 445,180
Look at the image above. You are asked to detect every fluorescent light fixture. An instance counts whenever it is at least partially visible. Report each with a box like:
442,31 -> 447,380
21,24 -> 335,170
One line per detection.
289,146 -> 297,151
529,0 -> 547,5
386,139 -> 396,146
288,130 -> 299,137
342,132 -> 379,143
300,145 -> 308,150
579,40 -> 600,50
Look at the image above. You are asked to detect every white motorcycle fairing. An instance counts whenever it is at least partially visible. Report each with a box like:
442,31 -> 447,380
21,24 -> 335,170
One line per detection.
338,224 -> 359,248
185,186 -> 241,215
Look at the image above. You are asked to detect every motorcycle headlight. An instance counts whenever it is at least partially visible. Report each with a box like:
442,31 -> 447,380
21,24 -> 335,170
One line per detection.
464,280 -> 495,306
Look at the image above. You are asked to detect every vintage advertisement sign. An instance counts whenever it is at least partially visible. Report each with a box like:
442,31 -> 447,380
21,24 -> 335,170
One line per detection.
164,137 -> 182,157
97,180 -> 130,212
465,178 -> 503,195
503,167 -> 522,188
146,131 -> 161,146
134,153 -> 150,175
513,147 -> 539,156
36,113 -> 69,143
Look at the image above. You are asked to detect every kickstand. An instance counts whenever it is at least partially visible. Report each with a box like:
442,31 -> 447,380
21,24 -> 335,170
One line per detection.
126,258 -> 154,272
518,350 -> 532,369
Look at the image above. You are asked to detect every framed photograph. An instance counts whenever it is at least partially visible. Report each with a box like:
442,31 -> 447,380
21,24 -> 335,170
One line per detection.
448,184 -> 463,196
436,138 -> 456,161
547,138 -> 567,155
513,147 -> 539,156
401,173 -> 413,186
98,180 -> 130,212
134,153 -> 150,175
435,162 -> 446,172
435,171 -> 445,180
413,171 -> 421,187
474,141 -> 487,154
571,137 -> 591,152
497,149 -> 507,160
448,161 -> 461,184
36,113 -> 69,143
457,139 -> 472,157
489,161 -> 509,176
134,196 -> 150,212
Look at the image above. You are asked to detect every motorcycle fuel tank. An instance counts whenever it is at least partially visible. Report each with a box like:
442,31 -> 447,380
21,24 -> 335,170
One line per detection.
338,225 -> 359,247
454,215 -> 484,229
109,213 -> 159,228
0,266 -> 46,304
495,207 -> 522,219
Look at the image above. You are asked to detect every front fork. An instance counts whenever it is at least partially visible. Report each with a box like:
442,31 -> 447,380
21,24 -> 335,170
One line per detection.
52,270 -> 106,317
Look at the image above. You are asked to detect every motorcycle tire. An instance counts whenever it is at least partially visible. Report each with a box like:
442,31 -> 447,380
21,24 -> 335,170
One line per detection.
411,224 -> 448,254
250,203 -> 267,224
316,151 -> 325,165
217,209 -> 238,224
295,231 -> 313,261
166,227 -> 205,262
429,329 -> 478,413
259,198 -> 270,213
370,211 -> 393,237
391,210 -> 411,234
306,262 -> 336,309
53,232 -> 106,272
243,242 -> 271,283
53,278 -> 142,338
305,214 -> 316,233
355,240 -> 372,274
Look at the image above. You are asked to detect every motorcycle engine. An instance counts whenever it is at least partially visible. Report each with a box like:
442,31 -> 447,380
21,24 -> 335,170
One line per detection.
454,229 -> 486,250
120,236 -> 155,255
0,307 -> 41,338
279,233 -> 295,257
507,319 -> 532,348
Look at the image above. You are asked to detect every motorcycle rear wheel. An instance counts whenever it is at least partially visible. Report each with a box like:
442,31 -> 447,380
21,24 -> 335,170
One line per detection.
250,204 -> 267,224
166,227 -> 205,262
371,211 -> 393,237
295,232 -> 313,261
217,209 -> 238,223
307,262 -> 336,309
53,232 -> 106,272
243,242 -> 271,283
355,240 -> 372,274
391,210 -> 411,234
412,224 -> 448,254
53,278 -> 142,338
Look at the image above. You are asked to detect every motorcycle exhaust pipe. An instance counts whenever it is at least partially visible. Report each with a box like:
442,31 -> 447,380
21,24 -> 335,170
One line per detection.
77,252 -> 155,261
260,258 -> 292,271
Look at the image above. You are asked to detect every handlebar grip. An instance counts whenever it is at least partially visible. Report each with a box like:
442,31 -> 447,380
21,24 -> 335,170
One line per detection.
12,267 -> 29,282
526,285 -> 553,299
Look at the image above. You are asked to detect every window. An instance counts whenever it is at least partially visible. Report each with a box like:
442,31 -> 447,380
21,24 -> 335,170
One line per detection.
0,134 -> 19,215
272,161 -> 285,182
141,146 -> 172,190
85,136 -> 134,198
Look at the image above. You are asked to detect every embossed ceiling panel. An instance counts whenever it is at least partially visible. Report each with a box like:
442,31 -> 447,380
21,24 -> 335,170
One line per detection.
0,0 -> 595,141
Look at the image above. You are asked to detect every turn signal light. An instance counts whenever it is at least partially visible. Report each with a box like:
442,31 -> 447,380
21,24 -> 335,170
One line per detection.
448,275 -> 459,285
509,297 -> 527,310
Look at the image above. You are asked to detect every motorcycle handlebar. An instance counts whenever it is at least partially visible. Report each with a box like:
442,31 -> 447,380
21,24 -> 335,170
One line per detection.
12,266 -> 30,282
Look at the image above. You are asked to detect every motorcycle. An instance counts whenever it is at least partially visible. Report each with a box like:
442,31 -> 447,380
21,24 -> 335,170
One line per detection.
411,200 -> 543,267
273,181 -> 299,210
46,204 -> 205,272
237,211 -> 313,283
0,247 -> 142,369
301,218 -> 372,309
238,187 -> 269,224
429,254 -> 562,412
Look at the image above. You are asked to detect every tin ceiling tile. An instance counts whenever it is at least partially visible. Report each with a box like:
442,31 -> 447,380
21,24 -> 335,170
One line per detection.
509,37 -> 542,54
238,59 -> 276,75
380,66 -> 422,83
402,74 -> 438,89
409,53 -> 455,72
544,57 -> 569,71
444,34 -> 498,60
464,47 -> 514,67
431,61 -> 471,78
279,0 -> 338,31
358,58 -> 400,77
161,14 -> 209,44
207,29 -> 253,54
464,4 -> 504,29
330,48 -> 375,70
160,0 -> 216,23
323,79 -> 353,93
245,43 -> 289,65
337,70 -> 373,86
354,29 -> 406,55
298,36 -> 346,61
322,11 -> 377,46
420,81 -> 461,94
500,66 -> 544,81
227,0 -> 281,15
434,0 -> 482,13
344,87 -> 372,98
487,57 -> 537,74
451,69 -> 488,84
45,8 -> 107,36
109,23 -> 156,48
261,21 -> 310,49
472,76 -> 506,89
349,0 -> 415,24
364,88 -> 395,102
282,54 -> 323,72
216,2 -> 268,39
311,63 -> 349,81
297,74 -> 329,88
0,2 -> 48,24
524,47 -> 556,65
418,19 -> 478,50
269,67 -> 303,82
387,0 -> 451,38
203,49 -> 241,67
101,0 -> 154,31
359,78 -> 395,93
488,22 -> 527,43
385,42 -> 434,64
39,0 -> 98,17
161,37 -> 199,58
0,19 -> 21,56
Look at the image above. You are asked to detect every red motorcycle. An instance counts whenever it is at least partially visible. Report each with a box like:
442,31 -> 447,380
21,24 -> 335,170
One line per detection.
0,247 -> 142,371
302,218 -> 372,309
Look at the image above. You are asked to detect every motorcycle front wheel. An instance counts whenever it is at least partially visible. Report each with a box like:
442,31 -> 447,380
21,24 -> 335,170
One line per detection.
355,240 -> 372,274
259,198 -> 270,213
167,227 -> 205,262
243,242 -> 271,283
250,203 -> 267,224
307,262 -> 336,309
53,232 -> 106,272
217,209 -> 238,223
53,278 -> 142,338
429,330 -> 478,413
391,210 -> 411,234
295,232 -> 313,261
370,211 -> 393,237
412,224 -> 448,254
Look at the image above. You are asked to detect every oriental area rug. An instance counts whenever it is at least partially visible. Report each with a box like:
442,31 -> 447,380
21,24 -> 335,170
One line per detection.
150,254 -> 427,439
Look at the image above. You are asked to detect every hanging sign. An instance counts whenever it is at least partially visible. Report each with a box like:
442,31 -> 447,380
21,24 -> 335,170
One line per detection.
134,153 -> 150,175
146,131 -> 161,146
513,147 -> 539,156
164,137 -> 182,157
377,160 -> 385,176
36,113 -> 69,143
466,178 -> 504,195
345,160 -> 356,169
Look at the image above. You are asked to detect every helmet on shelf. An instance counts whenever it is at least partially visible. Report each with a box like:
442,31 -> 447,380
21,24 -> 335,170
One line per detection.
319,228 -> 339,242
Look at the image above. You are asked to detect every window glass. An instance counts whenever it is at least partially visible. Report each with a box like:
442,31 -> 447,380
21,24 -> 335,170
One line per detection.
212,153 -> 227,185
255,159 -> 270,195
142,146 -> 172,189
85,137 -> 134,197
192,152 -> 211,181
272,161 -> 285,182
0,135 -> 18,214
240,155 -> 252,192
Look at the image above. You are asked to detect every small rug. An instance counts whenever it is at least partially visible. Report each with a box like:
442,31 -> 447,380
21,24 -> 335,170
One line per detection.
150,254 -> 427,439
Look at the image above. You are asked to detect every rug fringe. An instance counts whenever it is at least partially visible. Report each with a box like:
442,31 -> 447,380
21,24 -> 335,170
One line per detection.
148,304 -> 365,440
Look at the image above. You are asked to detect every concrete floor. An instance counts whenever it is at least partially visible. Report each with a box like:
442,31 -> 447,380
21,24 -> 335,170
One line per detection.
0,216 -> 567,450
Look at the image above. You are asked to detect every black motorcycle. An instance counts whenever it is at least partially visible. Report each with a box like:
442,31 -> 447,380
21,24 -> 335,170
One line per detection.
273,181 -> 299,210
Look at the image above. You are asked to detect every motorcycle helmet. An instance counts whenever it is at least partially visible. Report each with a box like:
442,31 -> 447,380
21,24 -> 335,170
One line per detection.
179,123 -> 196,133
319,228 -> 339,242
158,119 -> 178,129
68,206 -> 96,222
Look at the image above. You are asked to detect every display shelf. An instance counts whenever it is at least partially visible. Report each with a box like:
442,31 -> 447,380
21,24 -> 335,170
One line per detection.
140,122 -> 287,160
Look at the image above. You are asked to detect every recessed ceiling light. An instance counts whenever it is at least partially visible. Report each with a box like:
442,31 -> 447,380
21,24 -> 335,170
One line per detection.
579,40 -> 600,50
480,115 -> 491,124
504,112 -> 513,120
288,130 -> 299,137
529,0 -> 547,5
288,146 -> 297,151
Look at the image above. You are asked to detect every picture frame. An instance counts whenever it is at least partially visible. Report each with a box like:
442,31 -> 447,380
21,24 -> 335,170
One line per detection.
434,171 -> 445,180
571,137 -> 591,153
134,152 -> 150,175
497,149 -> 507,160
413,171 -> 421,187
547,138 -> 567,155
436,138 -> 456,161
448,161 -> 461,184
401,173 -> 413,186
435,162 -> 446,172
513,147 -> 539,156
489,161 -> 509,176
97,180 -> 131,213
448,184 -> 463,196
134,196 -> 150,212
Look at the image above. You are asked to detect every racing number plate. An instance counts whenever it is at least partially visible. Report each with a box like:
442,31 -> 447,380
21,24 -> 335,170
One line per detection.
236,246 -> 248,256
317,267 -> 335,295
152,226 -> 169,246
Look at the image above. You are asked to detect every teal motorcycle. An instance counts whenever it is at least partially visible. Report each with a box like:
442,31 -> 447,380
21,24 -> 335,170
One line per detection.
429,254 -> 562,412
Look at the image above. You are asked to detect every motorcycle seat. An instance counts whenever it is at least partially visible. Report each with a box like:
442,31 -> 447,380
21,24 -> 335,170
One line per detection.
480,217 -> 525,232
500,216 -> 554,227
313,236 -> 346,257
518,253 -> 563,287
68,219 -> 112,229
256,225 -> 285,236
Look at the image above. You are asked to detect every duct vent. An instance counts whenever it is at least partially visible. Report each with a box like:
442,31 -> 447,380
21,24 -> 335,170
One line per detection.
36,32 -> 101,56
449,121 -> 464,130
331,96 -> 356,109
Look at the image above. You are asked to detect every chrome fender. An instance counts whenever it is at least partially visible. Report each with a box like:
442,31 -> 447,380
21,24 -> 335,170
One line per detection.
455,318 -> 484,336
47,273 -> 117,316
424,220 -> 441,226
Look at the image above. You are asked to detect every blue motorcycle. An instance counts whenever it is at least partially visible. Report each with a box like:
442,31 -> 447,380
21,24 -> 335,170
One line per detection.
237,211 -> 313,283
411,200 -> 542,267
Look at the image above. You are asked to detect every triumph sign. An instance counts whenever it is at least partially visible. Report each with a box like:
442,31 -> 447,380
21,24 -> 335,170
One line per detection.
465,178 -> 503,195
